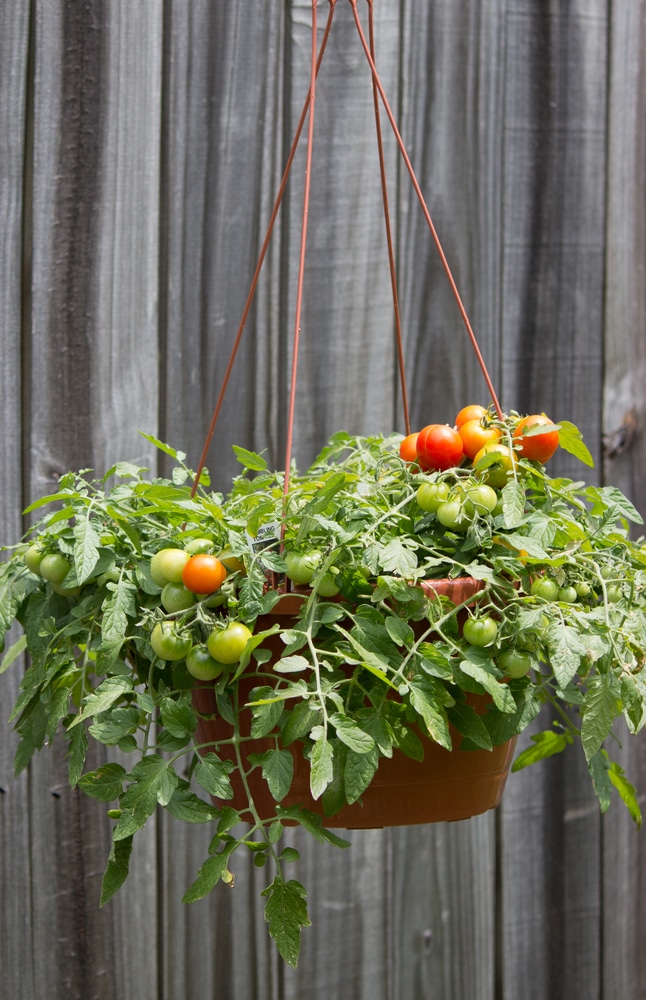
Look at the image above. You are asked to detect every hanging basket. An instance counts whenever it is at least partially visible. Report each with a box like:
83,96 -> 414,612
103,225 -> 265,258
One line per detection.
192,577 -> 517,828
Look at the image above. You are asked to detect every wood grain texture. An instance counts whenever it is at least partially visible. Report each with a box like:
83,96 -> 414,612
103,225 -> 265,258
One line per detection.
1,1 -> 646,997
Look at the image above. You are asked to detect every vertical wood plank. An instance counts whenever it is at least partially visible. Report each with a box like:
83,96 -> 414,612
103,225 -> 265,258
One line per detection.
601,2 -> 646,997
0,4 -> 34,998
498,4 -> 608,999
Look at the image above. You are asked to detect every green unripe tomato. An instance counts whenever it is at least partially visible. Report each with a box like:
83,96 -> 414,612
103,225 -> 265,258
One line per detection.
317,572 -> 340,597
498,648 -> 535,678
575,582 -> 591,598
284,550 -> 321,585
185,644 -> 224,681
558,586 -> 578,604
24,543 -> 45,575
150,621 -> 192,661
530,577 -> 560,601
462,615 -> 498,647
161,581 -> 197,613
150,547 -> 190,586
39,552 -> 72,585
416,481 -> 450,513
207,622 -> 252,664
606,585 -> 622,604
463,483 -> 498,515
436,500 -> 472,532
185,537 -> 214,555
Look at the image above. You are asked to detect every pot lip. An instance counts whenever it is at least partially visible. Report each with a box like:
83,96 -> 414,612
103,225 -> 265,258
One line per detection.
263,575 -> 484,616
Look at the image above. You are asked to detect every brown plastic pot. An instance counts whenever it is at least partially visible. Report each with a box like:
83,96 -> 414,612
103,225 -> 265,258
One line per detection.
192,577 -> 517,828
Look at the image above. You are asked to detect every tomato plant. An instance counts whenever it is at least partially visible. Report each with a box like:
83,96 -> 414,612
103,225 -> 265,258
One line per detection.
186,644 -> 224,681
284,550 -> 321,585
530,577 -> 560,601
455,403 -> 487,429
416,424 -> 464,472
458,419 -> 501,460
182,554 -> 227,594
150,621 -> 192,661
416,481 -> 450,513
463,616 -> 498,647
513,414 -> 560,464
436,500 -> 472,532
161,582 -> 197,613
473,442 -> 517,488
151,547 -> 190,586
39,553 -> 71,584
207,622 -> 252,664
498,648 -> 535,678
399,432 -> 419,463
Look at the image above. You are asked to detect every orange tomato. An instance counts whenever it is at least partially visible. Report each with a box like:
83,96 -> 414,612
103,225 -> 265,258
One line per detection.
513,414 -> 559,464
182,554 -> 227,594
399,432 -> 420,463
458,419 -> 501,460
455,404 -> 487,429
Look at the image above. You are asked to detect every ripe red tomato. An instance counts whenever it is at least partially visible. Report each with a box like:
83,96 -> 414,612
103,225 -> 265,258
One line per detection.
458,419 -> 501,459
416,424 -> 464,472
513,414 -> 559,464
455,404 -> 487,429
182,554 -> 227,594
399,432 -> 420,463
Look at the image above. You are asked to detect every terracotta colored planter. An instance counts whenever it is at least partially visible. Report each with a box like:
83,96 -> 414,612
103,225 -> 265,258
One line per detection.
192,578 -> 517,828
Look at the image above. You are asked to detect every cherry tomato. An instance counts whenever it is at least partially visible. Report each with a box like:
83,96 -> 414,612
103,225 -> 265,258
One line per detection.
150,621 -> 192,661
317,572 -> 340,597
151,548 -> 190,586
458,419 -> 501,460
186,644 -> 224,681
498,648 -> 535,678
436,500 -> 472,532
284,550 -> 321,585
455,404 -> 487,429
575,582 -> 591,598
463,616 -> 498,647
182,554 -> 227,594
185,537 -> 214,555
463,483 -> 498,515
530,577 -> 560,601
399,432 -> 420,463
606,585 -> 622,604
513,414 -> 559,464
558,586 -> 578,604
39,553 -> 72,585
24,543 -> 45,574
417,424 -> 464,472
416,481 -> 450,513
473,442 -> 517,488
161,581 -> 197,612
207,622 -> 252,664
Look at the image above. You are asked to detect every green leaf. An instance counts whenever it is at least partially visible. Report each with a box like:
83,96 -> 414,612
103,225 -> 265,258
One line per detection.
74,516 -> 101,585
587,750 -> 613,813
384,616 -> 415,647
344,747 -> 379,803
581,675 -> 621,761
546,623 -> 587,689
160,697 -> 197,740
165,786 -> 219,823
249,688 -> 284,738
281,701 -> 321,746
557,420 -> 594,467
511,729 -> 573,772
65,722 -> 88,786
409,677 -> 452,748
232,445 -> 268,471
262,877 -> 311,968
79,763 -> 127,801
501,480 -> 525,528
310,736 -> 334,799
182,848 -> 236,903
378,538 -> 418,576
194,753 -> 235,799
255,748 -> 294,801
447,702 -> 493,750
137,431 -> 180,461
273,655 -> 310,674
608,759 -> 642,827
587,485 -> 644,526
0,634 -> 27,674
458,659 -> 516,714
68,676 -> 134,728
100,835 -> 133,906
275,805 -> 351,848
329,713 -> 375,754
100,579 -> 137,644
113,755 -> 179,838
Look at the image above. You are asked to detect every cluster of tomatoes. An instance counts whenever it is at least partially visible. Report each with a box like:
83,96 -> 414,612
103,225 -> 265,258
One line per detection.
147,541 -> 251,681
399,404 -> 560,484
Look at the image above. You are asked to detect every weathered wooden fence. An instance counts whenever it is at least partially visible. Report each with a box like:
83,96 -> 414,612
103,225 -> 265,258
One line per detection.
1,1 -> 645,997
